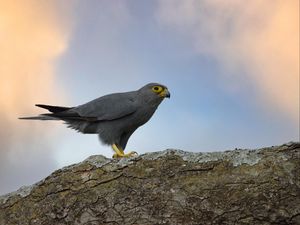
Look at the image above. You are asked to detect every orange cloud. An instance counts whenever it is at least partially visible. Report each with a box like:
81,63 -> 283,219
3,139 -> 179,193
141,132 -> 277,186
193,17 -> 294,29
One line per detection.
0,1 -> 69,120
157,0 -> 299,122
0,0 -> 71,194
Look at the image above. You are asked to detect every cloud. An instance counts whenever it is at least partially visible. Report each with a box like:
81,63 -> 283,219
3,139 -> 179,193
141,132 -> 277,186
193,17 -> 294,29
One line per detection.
156,0 -> 299,122
0,1 -> 71,194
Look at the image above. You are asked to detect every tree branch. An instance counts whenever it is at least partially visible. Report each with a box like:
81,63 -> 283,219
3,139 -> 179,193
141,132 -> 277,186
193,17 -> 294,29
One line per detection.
1,143 -> 299,225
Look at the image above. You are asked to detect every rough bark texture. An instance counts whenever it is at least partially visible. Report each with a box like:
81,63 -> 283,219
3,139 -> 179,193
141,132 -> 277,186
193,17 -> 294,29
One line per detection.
1,143 -> 299,225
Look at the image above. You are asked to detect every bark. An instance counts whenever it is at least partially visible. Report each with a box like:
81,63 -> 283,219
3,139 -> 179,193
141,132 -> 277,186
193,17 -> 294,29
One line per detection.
0,142 -> 299,225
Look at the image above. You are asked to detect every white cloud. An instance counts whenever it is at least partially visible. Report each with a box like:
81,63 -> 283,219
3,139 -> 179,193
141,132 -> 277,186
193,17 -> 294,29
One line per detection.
156,0 -> 299,122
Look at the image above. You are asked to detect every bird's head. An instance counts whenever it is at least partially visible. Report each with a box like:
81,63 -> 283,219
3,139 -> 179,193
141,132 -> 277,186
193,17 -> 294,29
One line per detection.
137,83 -> 170,105
139,83 -> 170,100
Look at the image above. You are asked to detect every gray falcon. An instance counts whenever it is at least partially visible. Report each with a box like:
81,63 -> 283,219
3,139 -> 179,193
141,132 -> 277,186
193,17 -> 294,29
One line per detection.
19,83 -> 170,158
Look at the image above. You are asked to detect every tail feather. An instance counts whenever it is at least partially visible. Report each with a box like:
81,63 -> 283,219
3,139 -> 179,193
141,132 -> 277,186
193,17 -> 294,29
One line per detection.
19,104 -> 73,121
35,104 -> 72,113
19,104 -> 96,122
19,115 -> 59,120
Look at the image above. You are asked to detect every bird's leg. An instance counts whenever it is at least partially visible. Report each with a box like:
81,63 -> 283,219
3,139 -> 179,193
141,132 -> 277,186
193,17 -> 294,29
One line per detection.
111,144 -> 137,158
112,144 -> 124,158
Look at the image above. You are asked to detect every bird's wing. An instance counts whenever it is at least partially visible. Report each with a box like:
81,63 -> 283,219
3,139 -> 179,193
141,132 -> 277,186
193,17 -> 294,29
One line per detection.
72,92 -> 138,121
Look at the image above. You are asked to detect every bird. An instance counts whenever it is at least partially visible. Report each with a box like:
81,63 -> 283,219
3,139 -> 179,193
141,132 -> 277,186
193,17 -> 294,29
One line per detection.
19,83 -> 170,158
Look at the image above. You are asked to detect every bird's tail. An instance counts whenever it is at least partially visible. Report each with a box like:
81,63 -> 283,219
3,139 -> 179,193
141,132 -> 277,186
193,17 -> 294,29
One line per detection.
18,115 -> 59,120
35,104 -> 72,113
19,104 -> 73,121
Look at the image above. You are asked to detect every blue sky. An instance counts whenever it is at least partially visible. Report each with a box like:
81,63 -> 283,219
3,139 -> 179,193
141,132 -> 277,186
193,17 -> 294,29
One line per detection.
56,0 -> 298,153
0,0 -> 299,195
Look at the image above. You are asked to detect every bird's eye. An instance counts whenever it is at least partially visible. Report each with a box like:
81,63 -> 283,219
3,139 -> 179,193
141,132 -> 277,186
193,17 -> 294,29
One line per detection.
152,86 -> 163,93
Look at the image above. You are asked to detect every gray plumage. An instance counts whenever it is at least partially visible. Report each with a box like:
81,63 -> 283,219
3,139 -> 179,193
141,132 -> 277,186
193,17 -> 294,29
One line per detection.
20,83 -> 170,151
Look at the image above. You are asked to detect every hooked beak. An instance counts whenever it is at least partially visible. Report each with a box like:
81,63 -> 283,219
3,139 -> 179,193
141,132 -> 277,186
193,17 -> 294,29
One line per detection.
160,88 -> 171,98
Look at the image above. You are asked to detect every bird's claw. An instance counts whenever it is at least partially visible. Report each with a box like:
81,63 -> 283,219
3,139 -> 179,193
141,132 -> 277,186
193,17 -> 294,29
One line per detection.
126,151 -> 138,157
112,151 -> 138,159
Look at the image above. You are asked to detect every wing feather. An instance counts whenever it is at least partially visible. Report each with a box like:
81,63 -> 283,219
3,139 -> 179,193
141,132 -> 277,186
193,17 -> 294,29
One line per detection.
72,91 -> 138,121
27,91 -> 138,123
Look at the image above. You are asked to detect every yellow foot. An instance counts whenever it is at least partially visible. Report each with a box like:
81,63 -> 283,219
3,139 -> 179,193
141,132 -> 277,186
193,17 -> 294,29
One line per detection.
112,151 -> 138,158
111,144 -> 138,158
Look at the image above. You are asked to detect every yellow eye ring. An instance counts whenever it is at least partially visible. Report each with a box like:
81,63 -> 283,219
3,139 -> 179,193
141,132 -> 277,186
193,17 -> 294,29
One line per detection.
152,86 -> 163,93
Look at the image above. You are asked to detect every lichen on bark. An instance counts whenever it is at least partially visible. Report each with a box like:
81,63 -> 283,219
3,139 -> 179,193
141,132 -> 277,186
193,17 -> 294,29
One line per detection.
1,142 -> 299,225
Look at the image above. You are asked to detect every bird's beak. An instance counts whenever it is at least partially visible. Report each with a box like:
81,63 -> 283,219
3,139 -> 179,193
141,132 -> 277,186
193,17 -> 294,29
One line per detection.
160,88 -> 171,98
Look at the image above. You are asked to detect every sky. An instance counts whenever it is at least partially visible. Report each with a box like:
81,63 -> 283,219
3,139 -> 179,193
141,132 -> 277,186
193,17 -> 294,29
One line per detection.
0,0 -> 299,195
